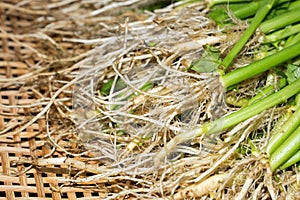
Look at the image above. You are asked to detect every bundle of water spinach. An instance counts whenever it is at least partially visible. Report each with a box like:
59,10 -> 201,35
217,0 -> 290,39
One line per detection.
155,0 -> 300,172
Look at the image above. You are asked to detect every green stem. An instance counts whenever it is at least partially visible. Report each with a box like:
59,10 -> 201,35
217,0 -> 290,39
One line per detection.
288,0 -> 300,10
209,79 -> 300,133
221,0 -> 278,69
232,0 -> 291,19
247,78 -> 286,106
264,23 -> 300,43
226,77 -> 286,107
279,150 -> 300,170
260,8 -> 300,33
285,31 -> 300,47
221,41 -> 300,88
232,0 -> 265,19
226,96 -> 249,107
270,125 -> 300,172
266,106 -> 300,155
155,79 -> 300,162
208,0 -> 251,7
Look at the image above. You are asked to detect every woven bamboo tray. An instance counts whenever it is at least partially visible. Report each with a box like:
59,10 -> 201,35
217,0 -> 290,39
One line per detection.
0,1 -> 140,199
4,1 -> 300,199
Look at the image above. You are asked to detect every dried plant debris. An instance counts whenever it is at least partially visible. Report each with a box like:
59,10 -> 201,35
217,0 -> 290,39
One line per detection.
1,0 -> 299,199
73,1 -> 226,170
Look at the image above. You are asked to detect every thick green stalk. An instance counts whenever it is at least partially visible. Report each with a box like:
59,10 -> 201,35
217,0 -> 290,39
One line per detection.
285,31 -> 300,47
233,0 -> 265,19
260,8 -> 300,33
232,0 -> 291,19
279,150 -> 300,170
209,79 -> 300,133
221,0 -> 277,69
221,41 -> 300,88
266,106 -> 300,155
264,23 -> 300,43
270,125 -> 300,172
288,0 -> 300,10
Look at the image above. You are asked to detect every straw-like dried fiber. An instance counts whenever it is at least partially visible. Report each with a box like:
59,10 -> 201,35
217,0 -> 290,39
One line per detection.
1,0 -> 298,199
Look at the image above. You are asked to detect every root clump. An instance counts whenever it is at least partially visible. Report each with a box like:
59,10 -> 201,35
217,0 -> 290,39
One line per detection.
1,1 -> 298,199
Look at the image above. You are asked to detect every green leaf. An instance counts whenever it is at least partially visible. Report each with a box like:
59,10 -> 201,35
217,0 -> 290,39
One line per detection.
286,64 -> 300,84
100,78 -> 126,96
208,7 -> 229,26
190,47 -> 221,73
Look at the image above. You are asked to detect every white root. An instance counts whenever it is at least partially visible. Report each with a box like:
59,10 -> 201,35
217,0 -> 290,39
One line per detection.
234,176 -> 254,200
173,173 -> 227,200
